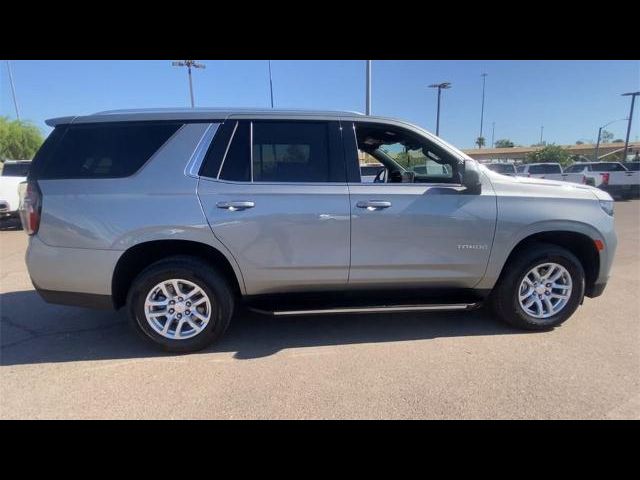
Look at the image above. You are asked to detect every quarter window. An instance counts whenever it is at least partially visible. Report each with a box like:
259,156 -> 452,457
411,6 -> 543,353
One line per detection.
38,122 -> 182,179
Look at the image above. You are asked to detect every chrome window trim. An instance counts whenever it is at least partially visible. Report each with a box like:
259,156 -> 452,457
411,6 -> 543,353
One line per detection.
184,123 -> 219,178
250,121 -> 254,182
216,121 -> 239,179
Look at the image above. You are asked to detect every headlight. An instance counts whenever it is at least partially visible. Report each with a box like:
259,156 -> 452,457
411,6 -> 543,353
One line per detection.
599,200 -> 614,216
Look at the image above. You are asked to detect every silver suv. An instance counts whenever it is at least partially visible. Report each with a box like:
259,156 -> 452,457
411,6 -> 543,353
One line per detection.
20,108 -> 617,352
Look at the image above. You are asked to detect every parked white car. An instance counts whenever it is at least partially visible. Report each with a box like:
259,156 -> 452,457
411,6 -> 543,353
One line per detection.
516,163 -> 564,180
561,162 -> 639,199
484,162 -> 517,176
0,160 -> 30,218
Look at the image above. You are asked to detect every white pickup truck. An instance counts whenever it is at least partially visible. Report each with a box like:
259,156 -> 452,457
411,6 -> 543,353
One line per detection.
516,162 -> 565,180
0,160 -> 30,218
561,162 -> 640,199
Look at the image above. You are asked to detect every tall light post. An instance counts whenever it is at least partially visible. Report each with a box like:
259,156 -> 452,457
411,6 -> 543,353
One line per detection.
5,60 -> 20,121
428,82 -> 451,136
540,125 -> 544,145
365,60 -> 372,115
479,73 -> 488,147
621,91 -> 640,162
171,60 -> 206,108
268,60 -> 274,108
491,121 -> 495,148
595,118 -> 628,161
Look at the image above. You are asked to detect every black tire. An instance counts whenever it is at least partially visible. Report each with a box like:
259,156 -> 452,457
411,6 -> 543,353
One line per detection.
490,242 -> 585,330
126,255 -> 234,353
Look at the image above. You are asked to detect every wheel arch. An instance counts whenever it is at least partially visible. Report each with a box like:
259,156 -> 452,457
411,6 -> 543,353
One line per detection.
496,229 -> 600,297
111,239 -> 245,309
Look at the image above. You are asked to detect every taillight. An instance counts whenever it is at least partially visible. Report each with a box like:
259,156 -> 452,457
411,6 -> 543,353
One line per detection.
600,173 -> 610,185
582,175 -> 587,184
18,181 -> 42,235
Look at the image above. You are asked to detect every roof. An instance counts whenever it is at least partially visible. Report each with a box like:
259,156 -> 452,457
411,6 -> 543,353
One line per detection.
45,108 -> 367,126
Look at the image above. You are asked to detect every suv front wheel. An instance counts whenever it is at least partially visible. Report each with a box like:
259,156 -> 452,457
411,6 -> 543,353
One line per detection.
490,242 -> 585,330
126,256 -> 234,352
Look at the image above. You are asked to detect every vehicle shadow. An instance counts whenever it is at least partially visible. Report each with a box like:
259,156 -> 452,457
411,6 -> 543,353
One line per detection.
0,217 -> 22,231
0,289 -> 523,366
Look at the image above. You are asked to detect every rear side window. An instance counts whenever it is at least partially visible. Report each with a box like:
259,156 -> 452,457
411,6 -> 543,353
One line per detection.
1,162 -> 30,177
625,162 -> 640,171
529,164 -> 561,174
252,121 -> 341,183
219,122 -> 251,182
37,122 -> 181,179
591,163 -> 627,172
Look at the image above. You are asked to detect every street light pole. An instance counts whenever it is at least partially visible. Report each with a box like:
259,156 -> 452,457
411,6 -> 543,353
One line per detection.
595,126 -> 603,161
171,60 -> 206,108
428,82 -> 451,136
491,122 -> 495,148
479,73 -> 488,147
540,125 -> 544,145
268,60 -> 274,108
595,117 -> 630,161
621,91 -> 640,162
5,60 -> 20,121
365,60 -> 372,115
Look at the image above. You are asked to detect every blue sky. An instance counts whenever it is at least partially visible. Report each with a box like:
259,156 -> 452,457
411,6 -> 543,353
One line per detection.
2,60 -> 638,149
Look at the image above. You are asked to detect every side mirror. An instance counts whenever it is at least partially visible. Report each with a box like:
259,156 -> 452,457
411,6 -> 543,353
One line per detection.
463,160 -> 482,194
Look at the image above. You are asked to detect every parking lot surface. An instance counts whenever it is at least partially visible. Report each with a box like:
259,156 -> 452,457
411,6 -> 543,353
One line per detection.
1,202 -> 639,419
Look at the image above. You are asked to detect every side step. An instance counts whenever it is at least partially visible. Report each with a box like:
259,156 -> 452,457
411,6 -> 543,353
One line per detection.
249,303 -> 481,317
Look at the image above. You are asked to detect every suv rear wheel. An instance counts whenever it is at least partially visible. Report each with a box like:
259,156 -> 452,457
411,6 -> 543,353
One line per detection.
490,242 -> 585,330
126,256 -> 234,352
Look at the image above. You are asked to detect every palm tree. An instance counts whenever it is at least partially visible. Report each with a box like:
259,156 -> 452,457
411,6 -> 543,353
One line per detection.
475,136 -> 486,149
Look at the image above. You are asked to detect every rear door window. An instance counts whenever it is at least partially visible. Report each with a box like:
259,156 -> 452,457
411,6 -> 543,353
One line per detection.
37,122 -> 182,179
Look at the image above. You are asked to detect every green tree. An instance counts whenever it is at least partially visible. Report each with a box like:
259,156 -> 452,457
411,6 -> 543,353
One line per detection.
0,117 -> 44,160
613,139 -> 624,143
494,139 -> 514,148
524,144 -> 572,167
575,140 -> 584,145
600,129 -> 614,144
475,136 -> 486,148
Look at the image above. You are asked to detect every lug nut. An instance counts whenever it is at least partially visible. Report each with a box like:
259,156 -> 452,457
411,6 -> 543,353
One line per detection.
186,302 -> 191,307
545,291 -> 550,295
177,313 -> 182,319
178,297 -> 183,302
185,310 -> 191,315
538,295 -> 543,299
169,309 -> 174,314
169,300 -> 175,305
546,283 -> 551,288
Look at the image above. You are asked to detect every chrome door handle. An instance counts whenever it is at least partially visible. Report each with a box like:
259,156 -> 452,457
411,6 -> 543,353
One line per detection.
356,200 -> 392,211
216,201 -> 255,211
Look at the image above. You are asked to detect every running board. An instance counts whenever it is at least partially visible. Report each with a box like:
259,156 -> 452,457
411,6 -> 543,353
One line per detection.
249,303 -> 481,317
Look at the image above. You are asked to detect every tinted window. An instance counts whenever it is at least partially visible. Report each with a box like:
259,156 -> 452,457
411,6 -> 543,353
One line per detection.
529,164 -> 561,174
564,164 -> 584,173
486,163 -> 516,174
39,122 -> 181,179
1,162 -> 30,177
591,163 -> 627,172
200,121 -> 237,178
361,166 -> 382,176
624,162 -> 640,171
219,122 -> 251,182
27,126 -> 67,181
252,122 -> 340,182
